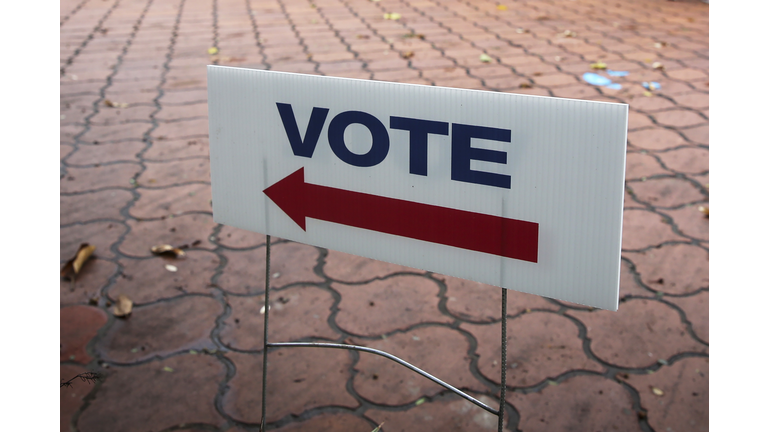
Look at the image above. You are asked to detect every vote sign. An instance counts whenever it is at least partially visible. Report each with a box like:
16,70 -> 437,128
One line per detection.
207,66 -> 628,310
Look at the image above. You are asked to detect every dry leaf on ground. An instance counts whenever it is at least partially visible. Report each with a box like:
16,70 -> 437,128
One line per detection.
497,5 -> 508,10
113,295 -> 133,317
479,53 -> 493,63
61,243 -> 96,279
651,386 -> 664,396
165,264 -> 178,272
104,99 -> 128,108
590,61 -> 607,70
401,51 -> 415,59
698,206 -> 709,218
652,62 -> 664,70
150,244 -> 186,258
383,13 -> 401,20
207,47 -> 218,55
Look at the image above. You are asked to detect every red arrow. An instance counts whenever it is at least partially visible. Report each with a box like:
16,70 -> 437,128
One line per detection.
264,168 -> 538,263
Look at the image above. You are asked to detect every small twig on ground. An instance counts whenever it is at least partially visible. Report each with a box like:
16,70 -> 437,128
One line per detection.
61,372 -> 101,388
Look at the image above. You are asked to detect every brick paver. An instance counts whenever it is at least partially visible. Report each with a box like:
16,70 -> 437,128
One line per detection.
61,0 -> 708,430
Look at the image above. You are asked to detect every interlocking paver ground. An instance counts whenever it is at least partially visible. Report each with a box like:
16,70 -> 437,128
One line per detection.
61,0 -> 708,430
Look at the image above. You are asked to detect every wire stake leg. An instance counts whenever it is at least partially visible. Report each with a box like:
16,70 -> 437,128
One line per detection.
498,287 -> 508,432
259,235 -> 271,431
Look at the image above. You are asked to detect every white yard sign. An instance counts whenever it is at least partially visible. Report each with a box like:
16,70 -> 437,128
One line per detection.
207,66 -> 628,310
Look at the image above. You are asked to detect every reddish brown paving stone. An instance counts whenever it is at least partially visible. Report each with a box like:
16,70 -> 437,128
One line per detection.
96,295 -> 222,363
160,89 -> 208,105
109,79 -> 159,95
532,72 -> 579,87
66,141 -> 147,165
78,354 -> 227,432
89,105 -> 157,125
629,95 -> 677,112
61,305 -> 108,363
653,109 -> 706,128
100,91 -> 156,106
627,127 -> 686,150
629,357 -> 708,432
155,102 -> 208,121
549,84 -> 601,99
61,143 -> 75,159
60,80 -> 101,96
619,259 -> 654,299
366,394 -> 506,432
468,65 -> 517,79
680,124 -> 708,145
420,66 -> 470,81
274,413 -> 375,431
625,152 -> 670,180
627,110 -> 653,129
624,243 -> 709,295
440,275 -> 555,323
373,69 -> 419,81
483,75 -> 529,90
621,208 -> 687,250
61,364 -> 94,432
143,136 -> 211,160
61,221 -> 126,260
220,285 -> 338,351
108,251 -> 220,304
119,213 -> 217,257
334,275 -> 451,336
61,189 -> 134,225
215,225 -> 267,249
507,375 -> 642,432
152,119 -> 210,140
654,80 -> 696,96
629,177 -> 706,208
661,206 -> 709,241
569,298 -> 706,368
671,92 -> 708,110
61,258 -> 118,305
656,147 -> 708,174
60,163 -> 142,193
217,243 -> 323,294
665,68 -> 708,82
79,123 -> 148,144
433,76 -> 485,90
324,250 -> 420,282
138,158 -> 210,187
466,312 -> 601,388
129,183 -> 212,219
223,349 -> 358,424
666,291 -> 708,344
352,326 -> 483,405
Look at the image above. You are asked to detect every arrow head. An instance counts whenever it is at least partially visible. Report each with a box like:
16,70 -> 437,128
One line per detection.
263,167 -> 308,230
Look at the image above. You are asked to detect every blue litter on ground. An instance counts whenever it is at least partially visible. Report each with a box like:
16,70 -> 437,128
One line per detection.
583,72 -> 622,90
582,73 -> 612,86
607,70 -> 629,77
642,81 -> 661,90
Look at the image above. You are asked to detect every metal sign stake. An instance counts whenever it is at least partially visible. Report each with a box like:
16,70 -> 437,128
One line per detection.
257,235 -> 510,430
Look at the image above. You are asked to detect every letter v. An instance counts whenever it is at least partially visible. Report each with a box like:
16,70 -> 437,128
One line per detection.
276,103 -> 330,158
